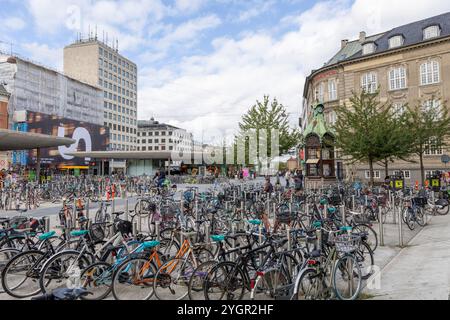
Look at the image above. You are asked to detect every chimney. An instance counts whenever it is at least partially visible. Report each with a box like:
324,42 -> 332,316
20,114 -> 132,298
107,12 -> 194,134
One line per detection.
341,39 -> 349,49
359,31 -> 366,43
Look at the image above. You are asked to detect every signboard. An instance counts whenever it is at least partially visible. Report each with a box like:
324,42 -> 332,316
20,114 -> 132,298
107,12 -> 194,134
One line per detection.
25,111 -> 109,166
11,122 -> 28,166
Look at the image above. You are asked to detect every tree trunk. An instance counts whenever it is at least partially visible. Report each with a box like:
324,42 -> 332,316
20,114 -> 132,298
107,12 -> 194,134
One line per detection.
369,158 -> 374,187
420,153 -> 425,186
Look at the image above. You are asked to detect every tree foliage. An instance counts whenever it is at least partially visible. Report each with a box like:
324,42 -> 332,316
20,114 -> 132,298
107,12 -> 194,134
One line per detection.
236,95 -> 301,167
333,90 -> 410,186
403,101 -> 450,185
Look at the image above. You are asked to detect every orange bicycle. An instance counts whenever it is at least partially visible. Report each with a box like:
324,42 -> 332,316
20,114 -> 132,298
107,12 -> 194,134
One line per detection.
153,231 -> 213,300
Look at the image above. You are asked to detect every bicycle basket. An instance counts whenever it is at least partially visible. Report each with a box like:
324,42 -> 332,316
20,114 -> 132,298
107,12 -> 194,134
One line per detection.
89,223 -> 106,243
333,234 -> 361,253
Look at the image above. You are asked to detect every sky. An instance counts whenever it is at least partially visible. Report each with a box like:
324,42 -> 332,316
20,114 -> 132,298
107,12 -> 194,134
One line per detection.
2,0 -> 450,143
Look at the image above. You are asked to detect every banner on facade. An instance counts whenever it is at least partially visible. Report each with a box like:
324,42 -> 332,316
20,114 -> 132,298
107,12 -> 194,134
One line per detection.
25,111 -> 109,166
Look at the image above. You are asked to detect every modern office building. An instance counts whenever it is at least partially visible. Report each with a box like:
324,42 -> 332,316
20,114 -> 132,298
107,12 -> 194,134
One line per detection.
64,37 -> 138,153
301,12 -> 450,183
137,118 -> 193,153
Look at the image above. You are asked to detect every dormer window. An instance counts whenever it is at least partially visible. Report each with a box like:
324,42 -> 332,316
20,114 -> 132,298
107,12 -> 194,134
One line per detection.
423,25 -> 440,40
389,35 -> 404,49
362,42 -> 376,55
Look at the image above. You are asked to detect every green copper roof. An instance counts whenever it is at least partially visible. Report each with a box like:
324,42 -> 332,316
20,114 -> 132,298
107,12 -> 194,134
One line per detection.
302,104 -> 334,143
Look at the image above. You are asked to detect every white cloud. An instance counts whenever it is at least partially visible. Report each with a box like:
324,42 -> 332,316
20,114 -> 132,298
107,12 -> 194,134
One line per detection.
236,0 -> 275,22
138,0 -> 450,142
21,43 -> 63,71
173,0 -> 206,14
4,17 -> 26,31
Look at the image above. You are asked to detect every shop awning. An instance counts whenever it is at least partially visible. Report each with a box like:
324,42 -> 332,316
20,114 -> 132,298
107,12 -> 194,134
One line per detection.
306,159 -> 320,164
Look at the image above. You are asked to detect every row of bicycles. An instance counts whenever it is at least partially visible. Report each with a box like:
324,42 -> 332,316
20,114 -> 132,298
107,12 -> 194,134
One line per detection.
0,178 -> 447,300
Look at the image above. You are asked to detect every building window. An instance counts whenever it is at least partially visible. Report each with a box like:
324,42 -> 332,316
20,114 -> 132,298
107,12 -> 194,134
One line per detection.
315,83 -> 324,103
328,79 -> 337,101
161,146 -> 166,151
155,146 -> 159,151
422,99 -> 442,118
420,60 -> 440,85
328,111 -> 337,125
389,67 -> 407,90
423,25 -> 440,40
142,147 -> 146,151
365,170 -> 380,179
361,72 -> 378,94
362,42 -> 376,55
424,136 -> 443,156
392,103 -> 406,118
389,35 -> 403,49
394,170 -> 411,179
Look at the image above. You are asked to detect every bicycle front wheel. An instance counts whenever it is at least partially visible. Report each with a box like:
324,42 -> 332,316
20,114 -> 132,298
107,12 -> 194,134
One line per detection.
333,254 -> 362,300
80,262 -> 113,300
111,257 -> 157,300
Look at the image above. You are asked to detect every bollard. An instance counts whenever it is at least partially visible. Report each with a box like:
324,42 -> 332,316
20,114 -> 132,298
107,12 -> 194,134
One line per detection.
323,204 -> 328,220
352,195 -> 355,211
112,198 -> 116,214
125,198 -> 129,221
378,206 -> 384,246
231,224 -> 236,262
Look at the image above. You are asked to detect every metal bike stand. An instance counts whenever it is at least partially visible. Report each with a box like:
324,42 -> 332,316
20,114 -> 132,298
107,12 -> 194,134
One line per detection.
43,216 -> 50,232
138,214 -> 142,234
125,198 -> 129,221
398,205 -> 404,247
73,198 -> 77,229
231,224 -> 236,262
155,221 -> 160,241
132,221 -> 138,236
112,198 -> 116,214
352,195 -> 355,211
259,223 -> 263,263
340,205 -> 346,225
86,198 -> 90,221
323,204 -> 328,220
378,206 -> 384,246
287,225 -> 292,276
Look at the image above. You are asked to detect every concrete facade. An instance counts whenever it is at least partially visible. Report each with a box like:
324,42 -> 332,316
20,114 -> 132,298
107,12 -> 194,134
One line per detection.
64,39 -> 138,153
302,13 -> 450,184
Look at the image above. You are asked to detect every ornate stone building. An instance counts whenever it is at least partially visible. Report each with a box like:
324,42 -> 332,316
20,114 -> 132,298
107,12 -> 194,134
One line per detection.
301,12 -> 450,184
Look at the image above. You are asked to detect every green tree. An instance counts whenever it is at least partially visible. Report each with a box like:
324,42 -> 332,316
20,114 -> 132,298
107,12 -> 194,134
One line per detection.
403,101 -> 450,185
237,95 -> 301,170
333,91 -> 409,186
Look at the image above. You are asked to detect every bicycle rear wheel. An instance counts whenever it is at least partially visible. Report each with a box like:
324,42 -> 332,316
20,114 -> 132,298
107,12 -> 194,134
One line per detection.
80,262 -> 113,300
203,261 -> 246,300
153,258 -> 196,300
